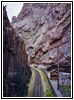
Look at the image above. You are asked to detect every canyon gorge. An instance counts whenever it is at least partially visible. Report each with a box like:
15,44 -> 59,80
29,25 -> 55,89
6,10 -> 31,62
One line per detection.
3,3 -> 71,97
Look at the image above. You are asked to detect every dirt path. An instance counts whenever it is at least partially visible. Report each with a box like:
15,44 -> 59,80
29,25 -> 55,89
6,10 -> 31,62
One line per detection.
32,68 -> 44,97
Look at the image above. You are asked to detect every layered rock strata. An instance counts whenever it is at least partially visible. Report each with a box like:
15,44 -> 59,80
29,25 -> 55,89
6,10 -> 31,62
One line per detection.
12,3 -> 71,72
3,6 -> 31,97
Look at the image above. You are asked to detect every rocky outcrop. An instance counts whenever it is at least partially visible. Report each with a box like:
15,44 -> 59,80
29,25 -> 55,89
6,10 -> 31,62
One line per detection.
12,3 -> 71,72
12,16 -> 16,22
3,6 -> 31,97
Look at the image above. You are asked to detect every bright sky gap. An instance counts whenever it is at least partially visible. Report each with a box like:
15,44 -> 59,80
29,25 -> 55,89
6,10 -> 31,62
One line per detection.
3,2 -> 23,22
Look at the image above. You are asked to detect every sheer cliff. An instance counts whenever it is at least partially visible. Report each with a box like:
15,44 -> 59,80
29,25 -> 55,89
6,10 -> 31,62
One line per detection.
12,3 -> 71,72
3,6 -> 31,97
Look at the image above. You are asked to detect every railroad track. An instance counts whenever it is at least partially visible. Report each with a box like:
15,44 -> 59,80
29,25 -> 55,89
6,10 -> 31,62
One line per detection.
32,68 -> 44,97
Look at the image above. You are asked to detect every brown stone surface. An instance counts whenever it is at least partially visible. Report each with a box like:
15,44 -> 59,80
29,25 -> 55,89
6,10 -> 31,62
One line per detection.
3,6 -> 31,97
12,3 -> 71,72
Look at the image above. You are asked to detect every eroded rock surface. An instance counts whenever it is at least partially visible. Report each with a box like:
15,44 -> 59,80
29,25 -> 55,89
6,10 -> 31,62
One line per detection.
12,3 -> 71,72
3,6 -> 32,97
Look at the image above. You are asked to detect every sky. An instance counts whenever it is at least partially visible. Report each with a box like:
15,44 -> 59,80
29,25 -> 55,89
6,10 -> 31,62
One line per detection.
3,2 -> 23,22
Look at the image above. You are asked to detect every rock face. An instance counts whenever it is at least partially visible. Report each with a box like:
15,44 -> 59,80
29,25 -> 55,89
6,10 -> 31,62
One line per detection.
12,16 -> 16,22
3,6 -> 31,97
12,3 -> 71,72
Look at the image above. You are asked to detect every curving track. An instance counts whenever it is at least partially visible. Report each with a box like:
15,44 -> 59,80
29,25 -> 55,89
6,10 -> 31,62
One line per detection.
32,68 -> 44,97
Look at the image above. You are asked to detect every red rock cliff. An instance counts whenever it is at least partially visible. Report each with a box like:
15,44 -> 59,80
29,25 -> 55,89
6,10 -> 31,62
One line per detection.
12,3 -> 71,72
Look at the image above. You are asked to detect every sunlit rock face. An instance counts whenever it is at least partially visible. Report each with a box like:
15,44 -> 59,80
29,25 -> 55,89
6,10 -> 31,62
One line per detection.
12,3 -> 71,72
3,6 -> 31,97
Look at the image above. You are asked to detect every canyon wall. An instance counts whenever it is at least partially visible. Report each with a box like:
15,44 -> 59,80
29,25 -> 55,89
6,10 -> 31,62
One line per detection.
12,3 -> 71,72
3,6 -> 31,97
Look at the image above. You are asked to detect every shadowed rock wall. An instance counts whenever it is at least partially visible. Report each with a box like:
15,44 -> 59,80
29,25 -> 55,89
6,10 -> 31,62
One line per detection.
3,6 -> 31,97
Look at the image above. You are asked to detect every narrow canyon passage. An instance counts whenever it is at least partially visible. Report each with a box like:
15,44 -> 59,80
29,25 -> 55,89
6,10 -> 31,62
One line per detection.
32,68 -> 44,97
3,3 -> 71,97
